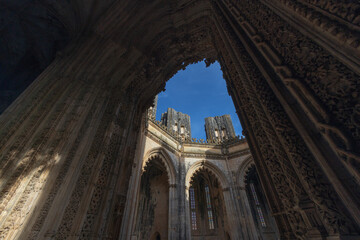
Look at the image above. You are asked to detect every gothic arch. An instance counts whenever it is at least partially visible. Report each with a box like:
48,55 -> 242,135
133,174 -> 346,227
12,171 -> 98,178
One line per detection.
0,0 -> 359,239
143,148 -> 176,186
134,148 -> 173,240
185,161 -> 229,190
236,156 -> 255,189
185,160 -> 232,239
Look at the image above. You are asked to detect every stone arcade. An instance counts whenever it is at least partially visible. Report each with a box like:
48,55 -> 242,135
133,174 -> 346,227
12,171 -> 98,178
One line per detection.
0,0 -> 359,239
124,106 -> 280,240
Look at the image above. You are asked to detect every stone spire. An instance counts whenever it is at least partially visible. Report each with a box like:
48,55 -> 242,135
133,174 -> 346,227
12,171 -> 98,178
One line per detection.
204,115 -> 236,141
161,108 -> 191,140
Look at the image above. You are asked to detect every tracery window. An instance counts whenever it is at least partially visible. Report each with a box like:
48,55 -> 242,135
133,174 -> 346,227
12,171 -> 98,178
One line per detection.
189,169 -> 230,238
189,187 -> 197,230
250,183 -> 266,227
205,185 -> 215,229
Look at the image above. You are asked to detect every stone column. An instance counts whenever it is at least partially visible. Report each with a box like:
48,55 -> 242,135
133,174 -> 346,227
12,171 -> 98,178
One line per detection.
0,37 -> 145,239
119,120 -> 148,240
237,186 -> 261,239
178,155 -> 190,240
183,186 -> 192,240
224,162 -> 261,240
215,0 -> 360,233
168,184 -> 178,239
222,188 -> 240,240
212,0 -> 360,238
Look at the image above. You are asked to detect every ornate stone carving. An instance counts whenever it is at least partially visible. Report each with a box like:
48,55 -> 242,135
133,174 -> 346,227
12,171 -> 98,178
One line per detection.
274,0 -> 360,49
0,0 -> 359,239
212,2 -> 359,236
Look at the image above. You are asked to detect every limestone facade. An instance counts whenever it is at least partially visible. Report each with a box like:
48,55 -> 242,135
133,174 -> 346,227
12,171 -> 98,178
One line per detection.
0,0 -> 359,239
120,109 -> 279,240
205,115 -> 236,142
160,108 -> 192,141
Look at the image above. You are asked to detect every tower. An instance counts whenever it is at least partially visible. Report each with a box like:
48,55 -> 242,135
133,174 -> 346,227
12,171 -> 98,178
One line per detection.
205,115 -> 236,141
161,108 -> 191,140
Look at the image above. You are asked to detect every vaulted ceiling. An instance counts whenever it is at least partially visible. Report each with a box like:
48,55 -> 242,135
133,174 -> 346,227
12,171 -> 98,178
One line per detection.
0,0 -> 219,112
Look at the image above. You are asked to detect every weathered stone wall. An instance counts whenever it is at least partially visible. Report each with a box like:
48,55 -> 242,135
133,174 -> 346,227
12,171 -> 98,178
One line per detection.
204,115 -> 236,141
123,117 -> 271,240
135,159 -> 169,240
161,108 -> 192,140
190,169 -> 230,240
0,0 -> 359,239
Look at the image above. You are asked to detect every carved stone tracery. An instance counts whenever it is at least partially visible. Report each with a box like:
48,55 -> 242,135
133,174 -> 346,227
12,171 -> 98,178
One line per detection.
0,0 -> 359,239
212,1 -> 359,237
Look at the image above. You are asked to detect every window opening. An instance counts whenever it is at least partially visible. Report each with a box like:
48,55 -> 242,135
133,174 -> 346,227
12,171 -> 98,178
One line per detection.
190,187 -> 197,230
214,129 -> 219,138
257,206 -> 266,227
250,183 -> 266,227
205,185 -> 215,229
222,128 -> 227,139
250,183 -> 260,205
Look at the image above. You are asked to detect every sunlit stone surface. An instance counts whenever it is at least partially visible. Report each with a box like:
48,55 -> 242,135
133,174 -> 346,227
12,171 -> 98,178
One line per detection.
0,0 -> 359,239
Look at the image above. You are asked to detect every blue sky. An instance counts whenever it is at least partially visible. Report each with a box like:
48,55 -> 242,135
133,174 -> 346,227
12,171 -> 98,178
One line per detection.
156,61 -> 243,140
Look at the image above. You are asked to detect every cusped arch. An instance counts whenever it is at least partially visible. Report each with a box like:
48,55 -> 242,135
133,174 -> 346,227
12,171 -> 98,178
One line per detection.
185,160 -> 229,189
236,155 -> 255,188
142,147 -> 176,185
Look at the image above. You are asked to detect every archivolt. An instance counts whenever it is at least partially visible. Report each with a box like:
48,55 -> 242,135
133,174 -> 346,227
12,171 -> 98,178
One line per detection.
236,156 -> 255,188
185,160 -> 229,189
142,148 -> 176,185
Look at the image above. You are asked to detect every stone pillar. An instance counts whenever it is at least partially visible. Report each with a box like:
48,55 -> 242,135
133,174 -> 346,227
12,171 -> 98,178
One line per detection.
0,37 -> 144,239
119,120 -> 148,240
212,0 -> 360,238
224,176 -> 262,240
179,156 -> 190,240
238,186 -> 261,239
223,154 -> 257,240
168,184 -> 178,239
184,186 -> 192,240
222,187 -> 241,240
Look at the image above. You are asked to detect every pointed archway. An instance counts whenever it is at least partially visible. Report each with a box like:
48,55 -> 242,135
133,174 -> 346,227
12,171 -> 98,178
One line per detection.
134,154 -> 171,240
0,1 -> 359,239
185,161 -> 240,239
188,167 -> 229,240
